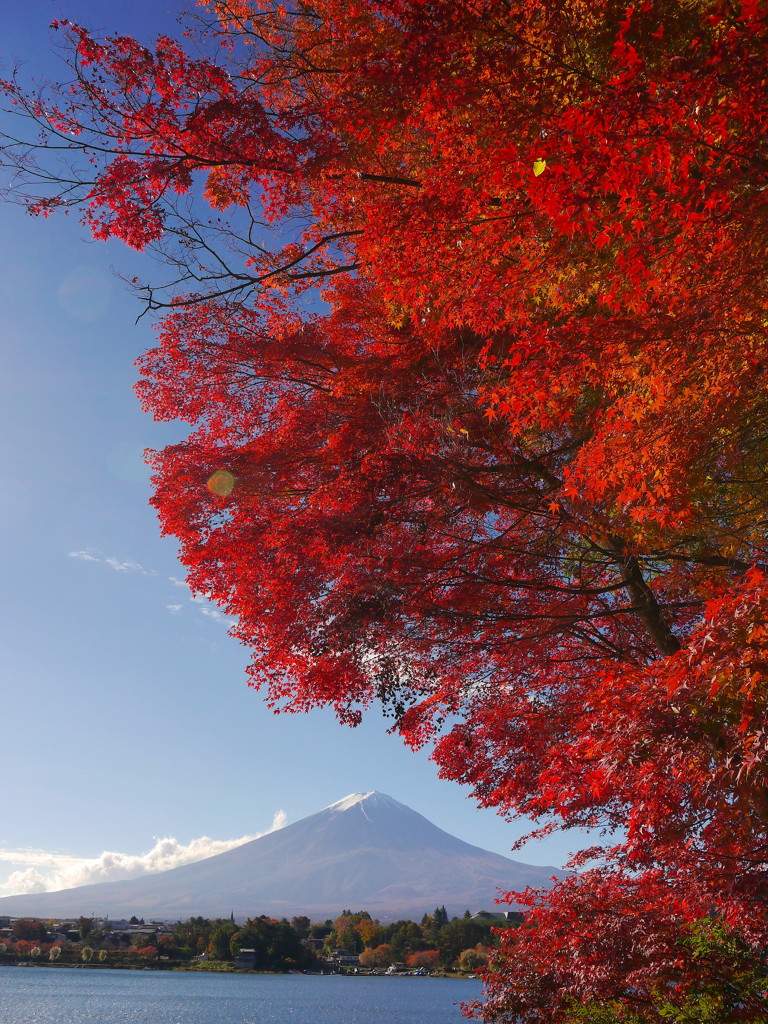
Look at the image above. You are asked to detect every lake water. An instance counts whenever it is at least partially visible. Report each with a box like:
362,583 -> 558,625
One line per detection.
0,968 -> 483,1024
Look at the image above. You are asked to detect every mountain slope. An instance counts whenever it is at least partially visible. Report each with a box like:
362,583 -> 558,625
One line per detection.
0,792 -> 559,919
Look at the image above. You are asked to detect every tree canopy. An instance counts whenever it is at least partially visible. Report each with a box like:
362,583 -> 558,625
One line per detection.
4,0 -> 768,1018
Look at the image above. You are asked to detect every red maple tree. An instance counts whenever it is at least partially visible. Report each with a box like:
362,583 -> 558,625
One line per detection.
4,1 -> 768,1018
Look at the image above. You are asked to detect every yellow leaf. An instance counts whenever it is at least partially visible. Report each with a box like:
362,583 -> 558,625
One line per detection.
533,158 -> 547,177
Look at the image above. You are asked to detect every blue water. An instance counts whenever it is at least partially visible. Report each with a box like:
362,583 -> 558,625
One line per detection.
0,968 -> 482,1023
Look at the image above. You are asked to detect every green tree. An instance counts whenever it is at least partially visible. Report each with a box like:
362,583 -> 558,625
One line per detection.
437,918 -> 487,968
290,916 -> 310,940
387,921 -> 427,961
208,920 -> 238,961
173,916 -> 213,956
230,917 -> 312,970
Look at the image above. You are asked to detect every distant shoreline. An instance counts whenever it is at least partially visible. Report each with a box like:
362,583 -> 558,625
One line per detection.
2,960 -> 474,979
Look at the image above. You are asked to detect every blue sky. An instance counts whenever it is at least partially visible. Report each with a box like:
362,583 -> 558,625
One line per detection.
0,0 -> 576,901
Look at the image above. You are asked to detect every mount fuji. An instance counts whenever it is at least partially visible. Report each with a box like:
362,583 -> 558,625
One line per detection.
0,792 -> 559,920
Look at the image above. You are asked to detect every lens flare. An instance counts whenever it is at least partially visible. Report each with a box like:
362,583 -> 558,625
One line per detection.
207,469 -> 235,497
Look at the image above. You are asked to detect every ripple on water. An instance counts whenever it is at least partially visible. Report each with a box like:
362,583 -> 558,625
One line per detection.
0,968 -> 482,1024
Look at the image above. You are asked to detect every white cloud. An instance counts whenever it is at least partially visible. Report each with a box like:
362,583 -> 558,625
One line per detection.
104,557 -> 147,574
68,551 -> 233,625
2,868 -> 49,895
191,594 -> 235,627
199,606 -> 229,624
0,812 -> 287,896
68,550 -> 149,574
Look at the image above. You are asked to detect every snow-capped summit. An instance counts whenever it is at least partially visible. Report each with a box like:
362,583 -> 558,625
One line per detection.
325,791 -> 377,812
0,792 -> 560,920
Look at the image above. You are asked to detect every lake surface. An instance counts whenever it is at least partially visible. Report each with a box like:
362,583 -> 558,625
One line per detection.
0,968 -> 483,1024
